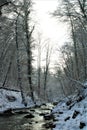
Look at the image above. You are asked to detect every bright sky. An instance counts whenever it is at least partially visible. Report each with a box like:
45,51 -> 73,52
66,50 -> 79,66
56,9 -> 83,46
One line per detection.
33,0 -> 69,48
33,0 -> 69,71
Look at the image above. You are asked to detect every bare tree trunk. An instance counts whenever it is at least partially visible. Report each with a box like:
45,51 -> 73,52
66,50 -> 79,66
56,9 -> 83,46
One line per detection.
38,67 -> 41,97
24,9 -> 34,102
44,45 -> 52,101
68,13 -> 79,80
81,42 -> 87,79
15,17 -> 26,106
37,38 -> 41,97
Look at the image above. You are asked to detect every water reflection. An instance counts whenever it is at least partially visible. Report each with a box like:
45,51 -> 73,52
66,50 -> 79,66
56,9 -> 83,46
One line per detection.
0,103 -> 53,130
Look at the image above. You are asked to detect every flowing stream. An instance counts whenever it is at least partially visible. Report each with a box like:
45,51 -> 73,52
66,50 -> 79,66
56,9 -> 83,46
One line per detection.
0,103 -> 54,130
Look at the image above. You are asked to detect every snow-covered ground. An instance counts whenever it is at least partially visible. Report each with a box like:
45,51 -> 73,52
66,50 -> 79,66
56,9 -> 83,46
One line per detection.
0,88 -> 34,112
0,86 -> 87,130
52,88 -> 87,130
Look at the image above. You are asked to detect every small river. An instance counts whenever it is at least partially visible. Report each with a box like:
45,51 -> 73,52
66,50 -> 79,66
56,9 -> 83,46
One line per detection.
0,103 -> 54,130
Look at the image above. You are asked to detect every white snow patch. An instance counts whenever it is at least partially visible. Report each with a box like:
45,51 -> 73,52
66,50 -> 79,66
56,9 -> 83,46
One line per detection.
52,88 -> 87,130
0,89 -> 34,112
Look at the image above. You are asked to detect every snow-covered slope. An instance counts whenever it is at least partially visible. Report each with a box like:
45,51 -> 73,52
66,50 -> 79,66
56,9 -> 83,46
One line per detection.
52,88 -> 87,130
0,88 -> 34,112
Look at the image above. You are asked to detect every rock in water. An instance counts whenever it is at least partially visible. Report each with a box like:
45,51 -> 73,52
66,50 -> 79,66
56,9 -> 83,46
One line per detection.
24,113 -> 34,118
44,114 -> 54,120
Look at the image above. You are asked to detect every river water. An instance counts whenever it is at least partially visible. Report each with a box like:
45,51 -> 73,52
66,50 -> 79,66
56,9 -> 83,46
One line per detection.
0,103 -> 53,130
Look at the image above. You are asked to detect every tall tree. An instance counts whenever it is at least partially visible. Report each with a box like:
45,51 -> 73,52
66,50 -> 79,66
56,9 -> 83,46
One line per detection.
53,0 -> 87,80
43,44 -> 52,100
22,0 -> 35,102
15,15 -> 26,106
0,0 -> 35,102
37,35 -> 42,97
53,0 -> 87,94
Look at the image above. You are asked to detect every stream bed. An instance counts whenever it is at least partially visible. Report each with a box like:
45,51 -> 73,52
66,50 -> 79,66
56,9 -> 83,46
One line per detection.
0,103 -> 54,130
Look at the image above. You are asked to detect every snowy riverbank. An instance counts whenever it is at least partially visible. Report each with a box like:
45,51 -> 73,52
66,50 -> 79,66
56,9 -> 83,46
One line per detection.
0,88 -> 34,112
52,88 -> 87,130
0,86 -> 87,130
